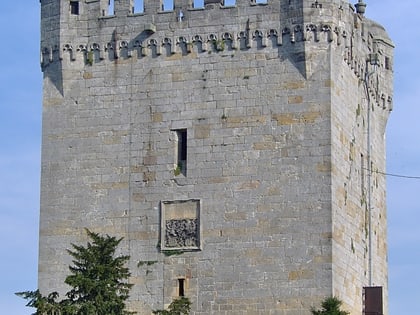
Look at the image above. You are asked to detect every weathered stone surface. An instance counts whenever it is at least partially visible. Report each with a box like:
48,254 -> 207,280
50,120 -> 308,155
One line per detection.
39,1 -> 393,314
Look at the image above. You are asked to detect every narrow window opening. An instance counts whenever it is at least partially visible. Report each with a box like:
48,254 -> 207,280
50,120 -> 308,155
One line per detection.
133,0 -> 144,13
175,129 -> 187,176
178,278 -> 185,297
162,0 -> 174,11
70,1 -> 79,15
193,0 -> 204,8
385,56 -> 391,70
255,0 -> 267,3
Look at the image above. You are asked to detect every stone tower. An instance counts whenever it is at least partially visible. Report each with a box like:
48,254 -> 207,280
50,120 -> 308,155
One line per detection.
39,0 -> 394,314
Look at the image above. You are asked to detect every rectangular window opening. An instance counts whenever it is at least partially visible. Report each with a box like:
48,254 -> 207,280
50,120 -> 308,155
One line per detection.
162,0 -> 174,11
178,278 -> 185,297
256,0 -> 268,3
175,129 -> 187,176
385,56 -> 391,70
70,1 -> 79,15
133,0 -> 144,13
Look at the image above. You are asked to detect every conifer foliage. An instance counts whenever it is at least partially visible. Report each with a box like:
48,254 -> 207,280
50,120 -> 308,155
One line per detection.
310,296 -> 350,315
61,229 -> 133,314
15,290 -> 60,315
17,229 -> 193,315
152,297 -> 191,315
17,229 -> 133,315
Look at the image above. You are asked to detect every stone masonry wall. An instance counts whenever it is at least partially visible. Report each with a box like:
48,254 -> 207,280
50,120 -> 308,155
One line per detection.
39,1 -> 393,314
329,16 -> 393,314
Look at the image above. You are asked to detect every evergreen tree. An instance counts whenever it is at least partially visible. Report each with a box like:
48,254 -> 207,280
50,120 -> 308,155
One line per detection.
15,290 -> 60,315
152,297 -> 191,315
310,296 -> 350,315
17,229 -> 134,315
18,229 -> 193,314
61,229 -> 133,315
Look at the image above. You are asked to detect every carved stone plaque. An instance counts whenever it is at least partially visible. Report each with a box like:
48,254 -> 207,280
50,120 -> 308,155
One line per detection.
160,199 -> 201,251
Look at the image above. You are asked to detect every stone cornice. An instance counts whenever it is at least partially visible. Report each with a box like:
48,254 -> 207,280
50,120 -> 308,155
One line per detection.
41,21 -> 392,110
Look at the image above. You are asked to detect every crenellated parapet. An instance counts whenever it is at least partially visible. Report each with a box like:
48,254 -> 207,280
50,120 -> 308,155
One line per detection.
40,1 -> 394,110
40,0 -> 394,109
41,22 -> 340,65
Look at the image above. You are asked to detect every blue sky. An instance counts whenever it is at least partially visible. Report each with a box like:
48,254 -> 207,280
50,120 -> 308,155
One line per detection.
0,1 -> 418,314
